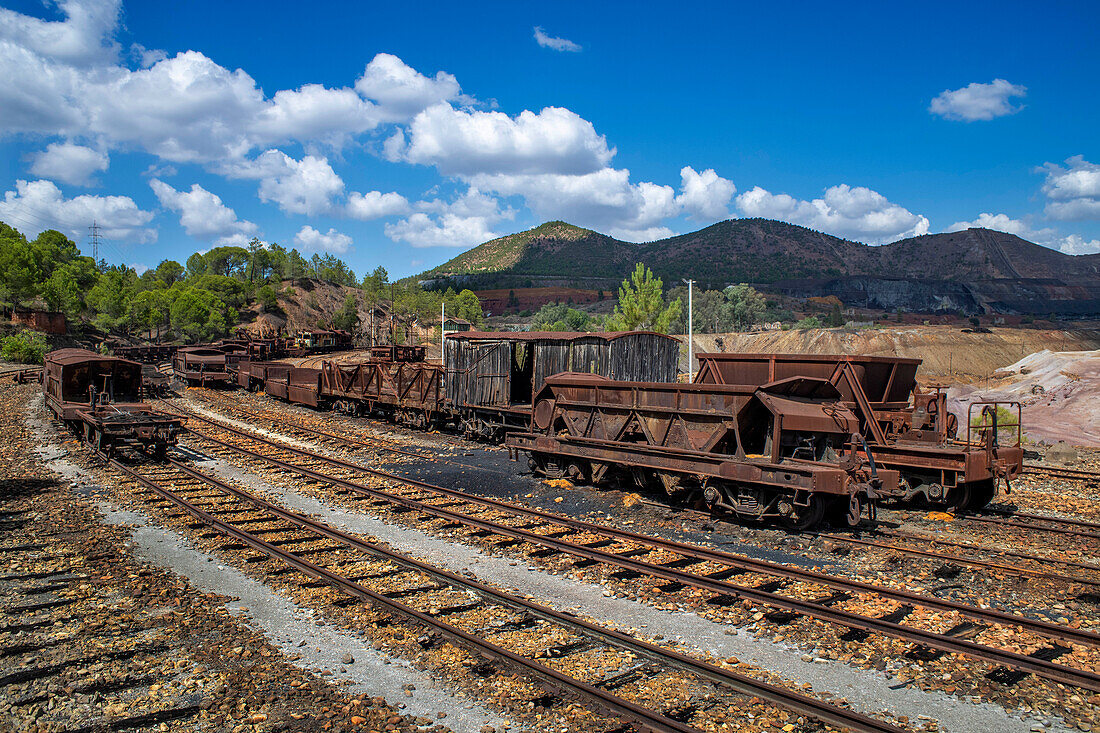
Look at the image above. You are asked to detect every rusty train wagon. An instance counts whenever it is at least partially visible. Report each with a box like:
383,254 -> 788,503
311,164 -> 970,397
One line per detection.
445,331 -> 680,441
172,347 -> 234,387
45,349 -> 184,459
507,373 -> 897,529
693,353 -> 1023,509
322,348 -> 441,428
238,361 -> 291,391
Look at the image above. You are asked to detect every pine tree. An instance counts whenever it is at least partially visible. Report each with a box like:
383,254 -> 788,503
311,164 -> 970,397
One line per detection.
605,263 -> 681,334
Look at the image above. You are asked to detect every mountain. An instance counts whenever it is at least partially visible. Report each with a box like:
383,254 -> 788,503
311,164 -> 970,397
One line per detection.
418,220 -> 1100,316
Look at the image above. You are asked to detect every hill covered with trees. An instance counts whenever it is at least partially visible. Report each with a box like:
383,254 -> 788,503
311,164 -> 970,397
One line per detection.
0,222 -> 484,344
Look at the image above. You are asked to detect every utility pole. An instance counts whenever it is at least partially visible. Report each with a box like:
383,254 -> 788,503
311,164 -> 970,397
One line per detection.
88,220 -> 101,261
682,279 -> 694,382
441,301 -> 446,373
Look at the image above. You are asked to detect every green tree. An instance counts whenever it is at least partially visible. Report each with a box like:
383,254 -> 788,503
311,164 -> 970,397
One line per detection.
331,293 -> 360,332
185,252 -> 207,279
204,246 -> 250,279
155,259 -> 184,286
86,266 -> 137,334
605,263 -> 681,334
40,267 -> 82,314
794,315 -> 823,329
286,248 -> 309,279
723,284 -> 766,331
170,288 -> 228,342
246,237 -> 264,283
256,284 -> 279,313
453,289 -> 483,326
531,302 -> 592,332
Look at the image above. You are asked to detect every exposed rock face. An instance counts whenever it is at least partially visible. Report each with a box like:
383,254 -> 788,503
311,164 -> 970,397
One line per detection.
770,277 -> 984,314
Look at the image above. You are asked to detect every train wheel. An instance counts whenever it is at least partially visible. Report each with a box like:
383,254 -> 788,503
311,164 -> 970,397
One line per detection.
783,495 -> 825,531
946,483 -> 971,511
563,460 -> 589,484
963,479 -> 995,511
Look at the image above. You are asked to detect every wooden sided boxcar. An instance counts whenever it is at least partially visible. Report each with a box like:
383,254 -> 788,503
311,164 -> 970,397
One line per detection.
444,331 -> 680,440
45,349 -> 183,458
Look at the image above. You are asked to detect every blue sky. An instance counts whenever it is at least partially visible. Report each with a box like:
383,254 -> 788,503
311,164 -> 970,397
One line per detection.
1,0 -> 1098,278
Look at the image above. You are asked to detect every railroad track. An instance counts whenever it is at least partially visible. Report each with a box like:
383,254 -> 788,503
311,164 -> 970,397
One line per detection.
950,509 -> 1100,541
164,401 -> 1100,694
1023,463 -> 1100,484
198,395 -> 509,474
176,395 -> 1100,589
103,452 -> 903,733
638,499 -> 1100,589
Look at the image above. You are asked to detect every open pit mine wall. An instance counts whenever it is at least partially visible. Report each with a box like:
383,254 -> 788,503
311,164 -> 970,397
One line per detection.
769,277 -> 1100,317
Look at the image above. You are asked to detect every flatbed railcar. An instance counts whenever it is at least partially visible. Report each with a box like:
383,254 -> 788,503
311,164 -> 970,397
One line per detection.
44,349 -> 184,459
693,353 -> 1023,509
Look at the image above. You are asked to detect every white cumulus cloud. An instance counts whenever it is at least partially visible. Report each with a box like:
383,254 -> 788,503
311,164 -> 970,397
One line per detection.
1039,156 -> 1100,221
676,166 -> 735,221
736,184 -> 929,244
29,141 -> 108,186
0,178 -> 154,242
223,150 -> 345,216
929,79 -> 1026,122
149,179 -> 257,243
468,168 -> 678,242
345,190 -> 410,220
294,225 -> 352,254
533,27 -> 581,52
395,104 -> 615,176
386,189 -> 512,248
0,0 -> 120,66
354,53 -> 464,123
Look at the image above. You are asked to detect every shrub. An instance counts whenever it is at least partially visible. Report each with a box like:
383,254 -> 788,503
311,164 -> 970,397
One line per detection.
1,329 -> 48,363
970,405 -> 1018,430
794,316 -> 823,329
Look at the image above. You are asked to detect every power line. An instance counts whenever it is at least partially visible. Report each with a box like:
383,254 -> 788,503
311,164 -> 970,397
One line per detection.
89,220 -> 101,261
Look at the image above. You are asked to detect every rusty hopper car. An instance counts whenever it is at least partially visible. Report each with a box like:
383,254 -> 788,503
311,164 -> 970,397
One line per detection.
694,353 -> 1023,509
507,373 -> 896,529
445,331 -> 680,440
45,349 -> 183,458
141,364 -> 171,397
172,347 -> 233,387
